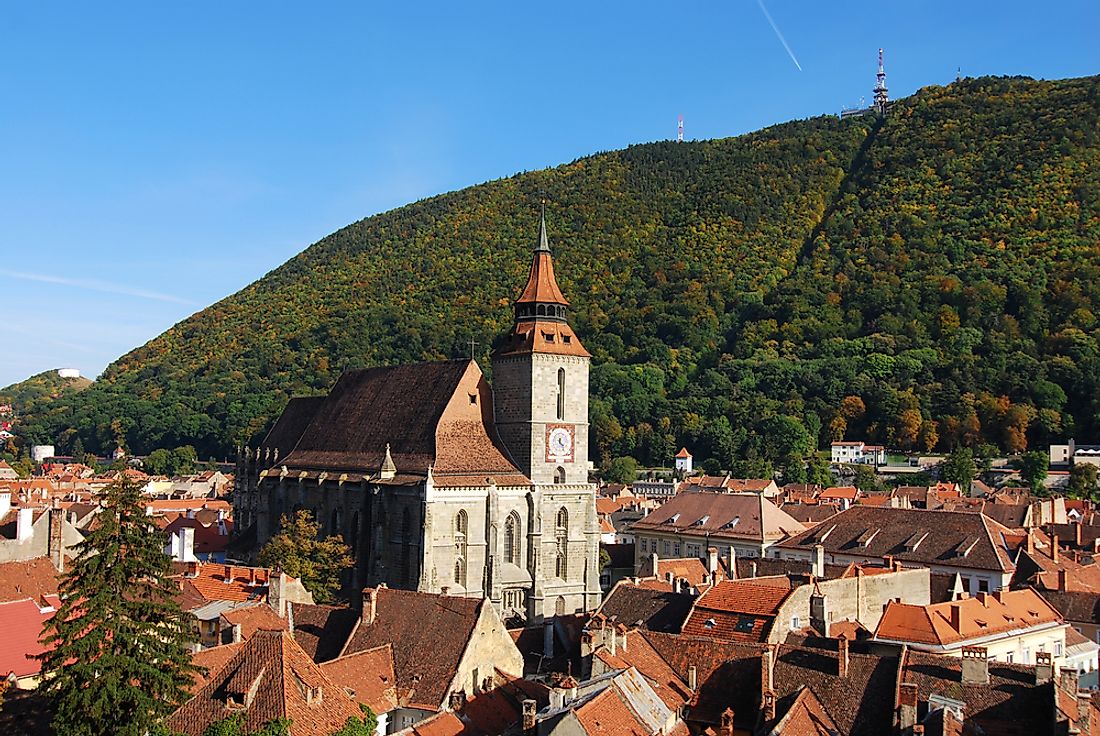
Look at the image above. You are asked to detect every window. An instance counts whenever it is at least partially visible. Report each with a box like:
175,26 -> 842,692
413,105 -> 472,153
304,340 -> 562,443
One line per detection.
455,510 -> 468,588
640,538 -> 648,553
504,511 -> 521,565
1022,648 -> 1030,664
555,508 -> 569,580
554,466 -> 566,484
1055,642 -> 1064,657
663,541 -> 671,556
791,616 -> 800,630
1006,652 -> 1014,663
978,578 -> 990,593
401,508 -> 414,587
557,368 -> 566,420
673,542 -> 682,556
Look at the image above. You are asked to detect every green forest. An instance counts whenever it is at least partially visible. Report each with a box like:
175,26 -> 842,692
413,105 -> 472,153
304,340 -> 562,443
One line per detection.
10,75 -> 1100,476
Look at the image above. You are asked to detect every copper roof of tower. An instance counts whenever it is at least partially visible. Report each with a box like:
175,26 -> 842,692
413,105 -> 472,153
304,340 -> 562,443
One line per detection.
515,210 -> 569,306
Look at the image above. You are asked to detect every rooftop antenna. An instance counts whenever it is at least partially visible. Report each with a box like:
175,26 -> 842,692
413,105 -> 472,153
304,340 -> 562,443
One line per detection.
677,115 -> 684,143
956,66 -> 962,83
873,48 -> 889,117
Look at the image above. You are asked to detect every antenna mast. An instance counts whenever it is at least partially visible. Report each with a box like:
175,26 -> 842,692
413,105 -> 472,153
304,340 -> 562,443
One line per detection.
677,115 -> 684,143
873,48 -> 889,117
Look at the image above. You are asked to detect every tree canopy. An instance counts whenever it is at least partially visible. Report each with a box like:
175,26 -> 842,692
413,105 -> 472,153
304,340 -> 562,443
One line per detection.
38,476 -> 199,736
258,509 -> 353,604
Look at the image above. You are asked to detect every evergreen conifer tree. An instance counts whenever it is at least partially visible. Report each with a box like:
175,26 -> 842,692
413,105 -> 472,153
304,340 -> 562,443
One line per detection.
38,476 -> 199,736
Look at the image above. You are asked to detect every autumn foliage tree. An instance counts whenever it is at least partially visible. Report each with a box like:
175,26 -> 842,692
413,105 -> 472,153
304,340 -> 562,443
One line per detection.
258,509 -> 352,604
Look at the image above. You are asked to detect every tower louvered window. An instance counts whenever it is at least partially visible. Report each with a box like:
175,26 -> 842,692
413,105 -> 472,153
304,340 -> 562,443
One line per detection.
555,507 -> 569,579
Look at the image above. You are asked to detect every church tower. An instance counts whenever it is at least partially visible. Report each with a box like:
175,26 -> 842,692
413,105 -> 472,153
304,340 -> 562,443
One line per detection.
492,209 -> 591,485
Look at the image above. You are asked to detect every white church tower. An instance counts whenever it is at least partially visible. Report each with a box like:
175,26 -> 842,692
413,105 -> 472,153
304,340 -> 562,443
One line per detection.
492,209 -> 601,617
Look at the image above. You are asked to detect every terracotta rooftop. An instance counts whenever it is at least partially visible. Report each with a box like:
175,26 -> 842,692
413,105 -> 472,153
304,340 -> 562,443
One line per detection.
596,580 -> 696,633
630,491 -> 805,543
874,588 -> 1063,647
341,587 -> 488,710
681,578 -> 792,641
174,563 -> 271,604
574,684 -> 651,736
188,642 -> 244,694
167,630 -> 363,736
675,448 -> 692,459
0,595 -> 61,680
318,644 -> 398,715
593,630 -> 693,712
776,506 -> 1017,573
220,604 -> 287,641
900,648 -> 1055,735
0,557 -> 60,604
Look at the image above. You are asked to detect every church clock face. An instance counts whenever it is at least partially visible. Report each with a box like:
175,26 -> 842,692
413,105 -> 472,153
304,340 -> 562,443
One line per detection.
546,425 -> 575,463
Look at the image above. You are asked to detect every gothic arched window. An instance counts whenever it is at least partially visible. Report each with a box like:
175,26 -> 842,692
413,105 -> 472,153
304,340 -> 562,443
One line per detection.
555,508 -> 568,580
454,510 -> 468,589
504,511 -> 521,565
331,507 -> 342,537
401,508 -> 414,587
554,466 -> 566,484
556,368 -> 566,420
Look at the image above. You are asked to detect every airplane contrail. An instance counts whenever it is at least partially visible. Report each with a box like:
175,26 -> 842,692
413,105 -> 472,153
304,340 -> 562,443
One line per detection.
0,268 -> 197,306
756,0 -> 802,72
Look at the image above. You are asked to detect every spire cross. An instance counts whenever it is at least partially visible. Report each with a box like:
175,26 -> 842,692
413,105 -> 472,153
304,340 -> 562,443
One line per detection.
468,337 -> 479,359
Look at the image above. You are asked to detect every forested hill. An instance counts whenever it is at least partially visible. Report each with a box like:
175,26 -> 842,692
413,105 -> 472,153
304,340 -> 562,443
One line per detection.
17,74 -> 1100,474
1,371 -> 92,416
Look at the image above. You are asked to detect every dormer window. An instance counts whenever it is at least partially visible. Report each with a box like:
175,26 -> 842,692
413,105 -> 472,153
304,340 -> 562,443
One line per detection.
694,515 -> 710,526
722,516 -> 740,530
665,513 -> 681,524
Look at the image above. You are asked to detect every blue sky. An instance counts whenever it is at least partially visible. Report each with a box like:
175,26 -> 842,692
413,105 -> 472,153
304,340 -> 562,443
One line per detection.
1,1 -> 1097,387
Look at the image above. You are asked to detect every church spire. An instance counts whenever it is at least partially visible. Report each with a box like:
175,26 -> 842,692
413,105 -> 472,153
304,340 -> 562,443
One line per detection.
515,209 -> 569,319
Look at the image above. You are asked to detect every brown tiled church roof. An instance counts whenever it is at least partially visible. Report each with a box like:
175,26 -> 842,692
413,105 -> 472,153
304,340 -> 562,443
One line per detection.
259,395 -> 325,455
276,360 -> 528,486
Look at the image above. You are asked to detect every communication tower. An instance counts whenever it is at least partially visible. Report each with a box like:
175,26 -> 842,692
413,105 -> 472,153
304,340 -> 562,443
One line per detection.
677,115 -> 684,143
873,48 -> 889,117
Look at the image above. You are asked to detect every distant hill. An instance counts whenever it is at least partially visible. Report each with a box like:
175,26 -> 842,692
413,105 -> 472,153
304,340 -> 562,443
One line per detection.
1,370 -> 92,416
14,74 -> 1100,474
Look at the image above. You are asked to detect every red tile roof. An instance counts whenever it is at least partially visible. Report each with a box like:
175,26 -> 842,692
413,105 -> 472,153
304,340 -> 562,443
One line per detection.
630,492 -> 805,543
167,630 -> 363,736
175,563 -> 271,604
875,589 -> 1063,647
318,644 -> 398,715
574,685 -> 650,736
342,588 -> 487,709
681,579 -> 792,641
0,595 -> 60,679
0,557 -> 60,604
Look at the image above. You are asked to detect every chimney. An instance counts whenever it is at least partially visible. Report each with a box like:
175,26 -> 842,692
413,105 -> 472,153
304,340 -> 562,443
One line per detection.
0,492 -> 10,520
522,699 -> 537,734
1061,666 -> 1080,695
232,623 -> 243,643
449,690 -> 466,711
1035,651 -> 1053,684
688,665 -> 698,691
837,635 -> 849,678
1076,520 -> 1084,548
223,563 -> 233,583
48,506 -> 65,573
761,645 -> 776,720
812,544 -> 826,578
720,707 -> 736,736
362,588 -> 378,626
287,601 -> 295,635
16,507 -> 34,542
650,552 -> 659,579
897,682 -> 918,730
750,561 -> 758,578
543,620 -> 555,659
1079,694 -> 1092,734
181,527 -> 195,562
1026,528 -> 1036,555
729,546 -> 738,579
960,646 -> 989,685
1059,569 -> 1069,592
949,603 -> 962,632
707,546 -> 719,578
1052,534 -> 1060,563
267,571 -> 286,617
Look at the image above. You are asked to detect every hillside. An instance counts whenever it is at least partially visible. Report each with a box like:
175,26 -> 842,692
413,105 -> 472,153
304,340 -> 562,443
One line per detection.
15,74 -> 1100,473
0,370 -> 92,417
